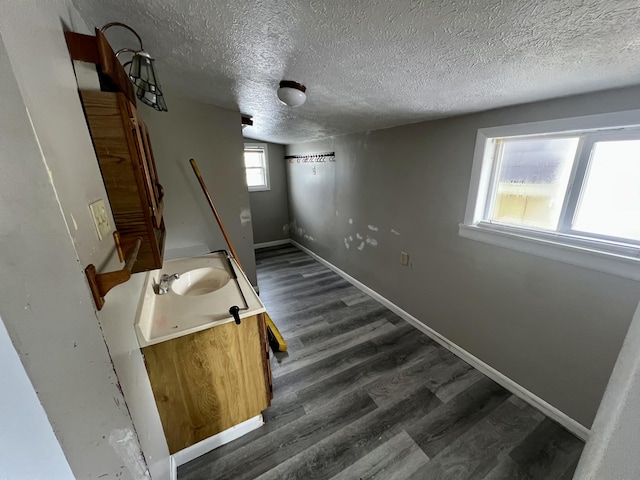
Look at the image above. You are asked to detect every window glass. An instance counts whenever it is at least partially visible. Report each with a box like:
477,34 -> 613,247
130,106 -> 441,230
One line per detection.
244,150 -> 264,169
461,115 -> 640,280
490,137 -> 579,230
244,144 -> 269,190
245,167 -> 265,188
573,139 -> 640,241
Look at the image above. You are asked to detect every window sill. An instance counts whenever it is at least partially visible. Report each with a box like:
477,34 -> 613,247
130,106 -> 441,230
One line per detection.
458,223 -> 640,281
248,186 -> 271,193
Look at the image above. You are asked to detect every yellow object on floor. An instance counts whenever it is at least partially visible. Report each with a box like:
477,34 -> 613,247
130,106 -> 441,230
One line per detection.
265,312 -> 287,352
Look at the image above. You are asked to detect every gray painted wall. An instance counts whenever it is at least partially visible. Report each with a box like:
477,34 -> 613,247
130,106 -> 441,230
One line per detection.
286,86 -> 640,428
140,91 -> 257,285
98,271 -> 172,480
574,299 -> 640,479
0,2 -> 150,478
246,141 -> 290,245
0,316 -> 74,479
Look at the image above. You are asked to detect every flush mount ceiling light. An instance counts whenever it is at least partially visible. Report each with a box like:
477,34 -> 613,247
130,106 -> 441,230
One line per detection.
277,80 -> 307,107
101,22 -> 168,112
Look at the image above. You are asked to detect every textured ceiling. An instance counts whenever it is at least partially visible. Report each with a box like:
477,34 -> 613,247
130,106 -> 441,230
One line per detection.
72,0 -> 640,144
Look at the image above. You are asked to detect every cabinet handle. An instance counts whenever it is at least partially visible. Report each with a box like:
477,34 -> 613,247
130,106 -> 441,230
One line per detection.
229,306 -> 241,325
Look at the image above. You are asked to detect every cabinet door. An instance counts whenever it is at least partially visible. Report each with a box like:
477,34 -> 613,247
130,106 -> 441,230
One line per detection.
127,104 -> 163,229
139,121 -> 164,224
142,315 -> 270,453
81,90 -> 165,272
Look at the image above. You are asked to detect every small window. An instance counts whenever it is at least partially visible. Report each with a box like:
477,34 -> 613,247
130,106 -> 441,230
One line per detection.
488,137 -> 579,230
244,143 -> 270,191
461,111 -> 640,281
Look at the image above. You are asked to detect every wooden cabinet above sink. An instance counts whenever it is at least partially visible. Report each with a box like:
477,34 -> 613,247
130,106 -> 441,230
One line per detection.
81,89 -> 165,273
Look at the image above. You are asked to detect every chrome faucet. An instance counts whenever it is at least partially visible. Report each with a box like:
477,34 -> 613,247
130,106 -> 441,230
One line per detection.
158,273 -> 180,295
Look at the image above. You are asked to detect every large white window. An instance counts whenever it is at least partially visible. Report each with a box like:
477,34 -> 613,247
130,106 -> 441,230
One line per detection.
244,143 -> 270,191
460,111 -> 640,281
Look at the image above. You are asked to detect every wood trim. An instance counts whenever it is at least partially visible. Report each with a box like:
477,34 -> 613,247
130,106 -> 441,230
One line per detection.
64,29 -> 136,105
84,235 -> 142,310
95,28 -> 136,105
139,121 -> 164,225
116,93 -> 161,268
258,313 -> 273,400
64,31 -> 101,64
136,120 -> 163,228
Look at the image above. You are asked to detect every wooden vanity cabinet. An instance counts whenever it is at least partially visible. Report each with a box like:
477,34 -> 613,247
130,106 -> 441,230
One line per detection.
81,89 -> 165,272
142,313 -> 272,453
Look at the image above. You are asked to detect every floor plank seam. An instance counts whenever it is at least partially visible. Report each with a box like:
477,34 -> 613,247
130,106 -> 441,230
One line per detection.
178,246 -> 585,480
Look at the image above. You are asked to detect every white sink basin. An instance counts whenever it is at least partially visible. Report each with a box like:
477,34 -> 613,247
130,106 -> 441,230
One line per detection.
172,267 -> 231,296
135,253 -> 266,347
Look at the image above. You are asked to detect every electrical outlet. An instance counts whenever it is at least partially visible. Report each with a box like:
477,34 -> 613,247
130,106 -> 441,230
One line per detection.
89,199 -> 111,241
400,251 -> 409,266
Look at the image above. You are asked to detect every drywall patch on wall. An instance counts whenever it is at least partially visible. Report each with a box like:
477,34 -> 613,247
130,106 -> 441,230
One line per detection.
288,218 -> 315,242
287,219 -> 307,238
240,208 -> 252,226
108,428 -> 151,480
357,242 -> 365,251
366,236 -> 379,247
391,229 -> 401,236
285,84 -> 640,427
356,233 -> 363,240
349,218 -> 353,224
344,238 -> 350,249
368,225 -> 379,232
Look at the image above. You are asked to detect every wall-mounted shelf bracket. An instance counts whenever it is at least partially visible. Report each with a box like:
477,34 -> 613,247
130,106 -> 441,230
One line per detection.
85,231 -> 142,310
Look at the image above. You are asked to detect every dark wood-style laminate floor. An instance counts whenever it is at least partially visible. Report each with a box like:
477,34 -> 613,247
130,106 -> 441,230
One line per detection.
179,245 -> 584,480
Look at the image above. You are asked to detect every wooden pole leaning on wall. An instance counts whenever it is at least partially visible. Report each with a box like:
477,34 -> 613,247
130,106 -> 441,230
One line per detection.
189,158 -> 243,269
189,158 -> 287,353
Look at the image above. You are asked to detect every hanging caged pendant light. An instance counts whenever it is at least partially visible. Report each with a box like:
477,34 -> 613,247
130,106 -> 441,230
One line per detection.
101,22 -> 168,112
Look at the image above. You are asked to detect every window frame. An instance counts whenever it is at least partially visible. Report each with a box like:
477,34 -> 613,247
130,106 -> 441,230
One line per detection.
244,143 -> 270,192
460,110 -> 640,281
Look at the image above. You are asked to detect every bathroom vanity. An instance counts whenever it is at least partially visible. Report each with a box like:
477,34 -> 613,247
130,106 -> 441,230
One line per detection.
135,252 -> 272,454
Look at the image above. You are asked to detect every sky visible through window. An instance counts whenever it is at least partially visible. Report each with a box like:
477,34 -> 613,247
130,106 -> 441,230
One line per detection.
573,140 -> 640,241
490,136 -> 640,243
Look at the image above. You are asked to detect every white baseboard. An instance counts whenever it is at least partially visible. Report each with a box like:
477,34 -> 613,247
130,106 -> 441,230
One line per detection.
254,239 -> 291,250
290,240 -> 590,441
171,415 -> 264,473
169,456 -> 177,480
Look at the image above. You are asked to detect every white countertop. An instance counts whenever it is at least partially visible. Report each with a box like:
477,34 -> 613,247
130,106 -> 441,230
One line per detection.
135,252 -> 265,347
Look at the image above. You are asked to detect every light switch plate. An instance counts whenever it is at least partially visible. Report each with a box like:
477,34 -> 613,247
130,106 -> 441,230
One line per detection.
400,252 -> 410,266
89,199 -> 111,241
